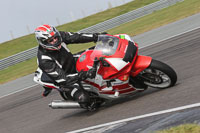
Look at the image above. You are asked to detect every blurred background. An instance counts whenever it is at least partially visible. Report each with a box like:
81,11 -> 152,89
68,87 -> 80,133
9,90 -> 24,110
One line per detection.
0,0 -> 132,43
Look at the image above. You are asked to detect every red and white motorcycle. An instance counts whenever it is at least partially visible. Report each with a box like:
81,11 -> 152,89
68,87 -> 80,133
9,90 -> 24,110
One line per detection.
37,34 -> 177,110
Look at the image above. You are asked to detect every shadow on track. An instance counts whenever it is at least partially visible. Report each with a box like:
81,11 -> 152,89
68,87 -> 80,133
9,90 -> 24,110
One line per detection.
59,85 -> 179,119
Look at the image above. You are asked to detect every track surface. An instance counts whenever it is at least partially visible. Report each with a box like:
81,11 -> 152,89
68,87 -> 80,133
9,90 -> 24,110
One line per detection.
0,28 -> 200,133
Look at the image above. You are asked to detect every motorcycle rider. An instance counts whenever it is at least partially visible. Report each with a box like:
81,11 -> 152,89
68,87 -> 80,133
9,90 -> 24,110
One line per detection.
34,24 -> 105,108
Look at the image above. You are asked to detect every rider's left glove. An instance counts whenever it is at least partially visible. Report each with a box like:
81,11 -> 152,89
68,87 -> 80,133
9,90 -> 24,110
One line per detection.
93,32 -> 108,42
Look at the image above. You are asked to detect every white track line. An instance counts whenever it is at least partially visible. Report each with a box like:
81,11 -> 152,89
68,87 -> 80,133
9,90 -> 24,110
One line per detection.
0,84 -> 38,99
68,102 -> 200,133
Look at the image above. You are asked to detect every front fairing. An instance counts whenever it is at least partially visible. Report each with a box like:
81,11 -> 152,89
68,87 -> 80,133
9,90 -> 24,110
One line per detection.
76,50 -> 94,72
76,35 -> 133,80
92,35 -> 133,79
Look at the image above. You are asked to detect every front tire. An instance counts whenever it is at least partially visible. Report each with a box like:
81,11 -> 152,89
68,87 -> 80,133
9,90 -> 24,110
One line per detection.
141,59 -> 177,89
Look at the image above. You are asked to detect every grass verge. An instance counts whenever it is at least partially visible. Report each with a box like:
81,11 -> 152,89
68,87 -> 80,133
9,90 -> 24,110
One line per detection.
156,124 -> 200,133
107,0 -> 200,36
0,57 -> 37,84
1,0 -> 200,84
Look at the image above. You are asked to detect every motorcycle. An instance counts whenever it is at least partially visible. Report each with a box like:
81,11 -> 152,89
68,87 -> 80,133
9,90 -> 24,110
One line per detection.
35,34 -> 177,111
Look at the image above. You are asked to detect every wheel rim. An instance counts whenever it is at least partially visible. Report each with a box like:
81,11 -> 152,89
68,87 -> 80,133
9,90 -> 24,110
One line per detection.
142,68 -> 171,88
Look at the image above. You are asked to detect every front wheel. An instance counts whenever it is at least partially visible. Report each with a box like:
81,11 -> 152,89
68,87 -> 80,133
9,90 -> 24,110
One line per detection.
140,59 -> 177,89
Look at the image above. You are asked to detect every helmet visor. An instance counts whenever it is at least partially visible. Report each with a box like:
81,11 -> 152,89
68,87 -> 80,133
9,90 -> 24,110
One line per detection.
43,32 -> 62,50
47,36 -> 59,45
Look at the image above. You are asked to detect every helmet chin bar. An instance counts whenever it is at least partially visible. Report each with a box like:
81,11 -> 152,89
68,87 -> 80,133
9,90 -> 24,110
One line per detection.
42,43 -> 62,51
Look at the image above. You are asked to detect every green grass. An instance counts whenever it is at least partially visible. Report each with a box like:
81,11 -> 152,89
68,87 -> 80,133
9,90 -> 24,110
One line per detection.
1,0 -> 200,84
108,0 -> 200,36
0,57 -> 37,83
156,124 -> 200,133
0,0 -> 159,59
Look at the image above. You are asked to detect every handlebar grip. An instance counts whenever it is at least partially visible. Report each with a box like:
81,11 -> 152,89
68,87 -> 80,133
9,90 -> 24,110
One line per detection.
93,57 -> 99,69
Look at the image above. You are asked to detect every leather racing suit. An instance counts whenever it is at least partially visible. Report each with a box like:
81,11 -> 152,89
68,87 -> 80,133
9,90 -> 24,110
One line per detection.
34,31 -> 99,107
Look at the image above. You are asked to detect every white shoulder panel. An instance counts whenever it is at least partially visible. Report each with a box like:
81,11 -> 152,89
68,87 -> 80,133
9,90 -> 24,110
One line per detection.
41,55 -> 52,60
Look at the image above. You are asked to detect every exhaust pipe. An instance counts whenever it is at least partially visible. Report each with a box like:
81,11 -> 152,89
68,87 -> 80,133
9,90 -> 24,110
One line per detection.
49,100 -> 81,109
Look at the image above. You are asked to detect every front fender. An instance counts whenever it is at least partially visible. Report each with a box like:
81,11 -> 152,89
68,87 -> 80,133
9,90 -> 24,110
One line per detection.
130,55 -> 152,77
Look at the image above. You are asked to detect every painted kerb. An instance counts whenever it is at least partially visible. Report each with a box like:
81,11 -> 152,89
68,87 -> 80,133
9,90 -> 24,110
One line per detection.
0,0 -> 183,70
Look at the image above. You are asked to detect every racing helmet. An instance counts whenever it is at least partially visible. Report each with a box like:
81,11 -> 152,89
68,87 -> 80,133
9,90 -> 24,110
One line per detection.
35,24 -> 62,50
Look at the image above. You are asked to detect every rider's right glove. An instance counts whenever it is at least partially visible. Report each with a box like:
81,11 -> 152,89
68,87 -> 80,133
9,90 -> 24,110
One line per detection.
86,68 -> 96,79
78,70 -> 88,81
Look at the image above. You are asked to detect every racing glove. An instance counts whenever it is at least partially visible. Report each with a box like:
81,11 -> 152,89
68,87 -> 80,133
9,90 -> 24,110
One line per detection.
87,68 -> 96,79
93,32 -> 108,42
78,70 -> 88,81
78,69 -> 97,81
60,69 -> 96,88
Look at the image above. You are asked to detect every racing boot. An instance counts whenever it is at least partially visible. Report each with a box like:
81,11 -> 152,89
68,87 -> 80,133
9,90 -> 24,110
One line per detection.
74,91 -> 100,111
62,84 -> 97,111
72,88 -> 90,108
42,87 -> 52,97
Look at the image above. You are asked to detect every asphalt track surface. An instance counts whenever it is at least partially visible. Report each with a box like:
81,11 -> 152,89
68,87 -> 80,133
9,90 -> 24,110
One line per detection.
0,28 -> 200,133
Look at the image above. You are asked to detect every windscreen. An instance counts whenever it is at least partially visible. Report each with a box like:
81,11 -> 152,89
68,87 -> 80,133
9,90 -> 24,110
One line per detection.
91,35 -> 119,60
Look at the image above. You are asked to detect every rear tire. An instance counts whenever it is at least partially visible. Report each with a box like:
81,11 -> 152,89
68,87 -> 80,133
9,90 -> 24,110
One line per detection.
141,59 -> 177,89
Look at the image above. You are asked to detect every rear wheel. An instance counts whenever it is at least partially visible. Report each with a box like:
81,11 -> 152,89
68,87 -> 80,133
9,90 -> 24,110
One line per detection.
141,59 -> 177,89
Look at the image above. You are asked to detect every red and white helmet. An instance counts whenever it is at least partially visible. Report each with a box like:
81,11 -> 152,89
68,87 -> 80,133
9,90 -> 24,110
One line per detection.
35,24 -> 62,50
